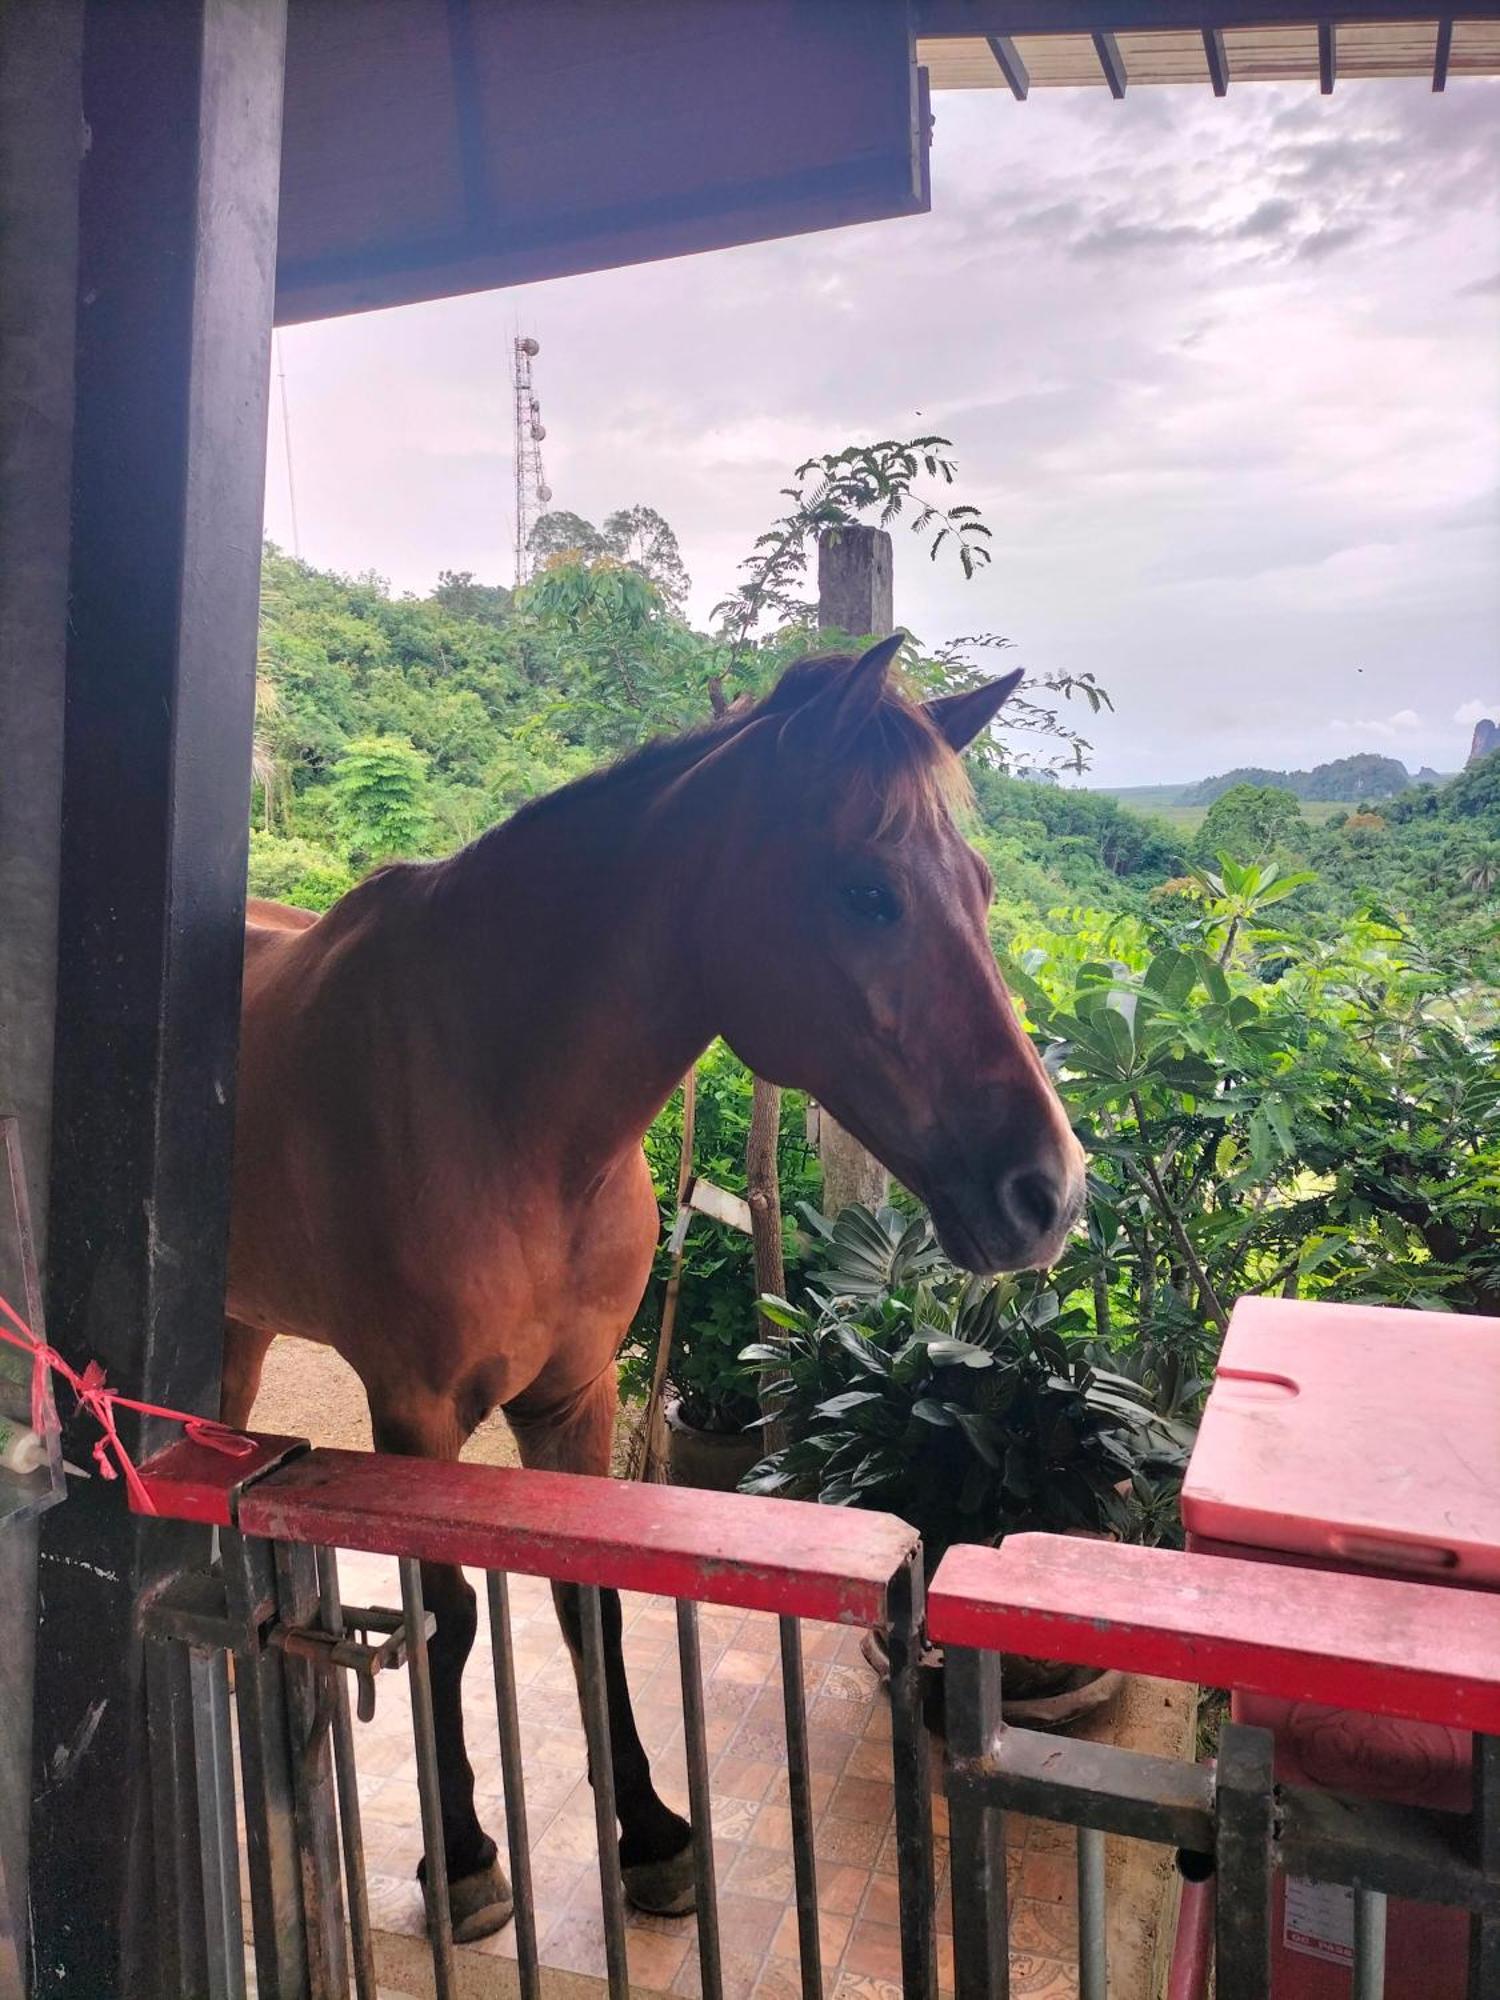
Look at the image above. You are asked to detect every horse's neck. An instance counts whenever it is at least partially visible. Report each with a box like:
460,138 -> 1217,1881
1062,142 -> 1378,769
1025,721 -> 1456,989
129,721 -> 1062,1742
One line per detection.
425,790 -> 715,1192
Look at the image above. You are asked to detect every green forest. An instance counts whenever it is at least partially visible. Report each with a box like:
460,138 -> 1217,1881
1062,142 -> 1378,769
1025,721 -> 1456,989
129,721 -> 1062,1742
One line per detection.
248,446 -> 1499,1547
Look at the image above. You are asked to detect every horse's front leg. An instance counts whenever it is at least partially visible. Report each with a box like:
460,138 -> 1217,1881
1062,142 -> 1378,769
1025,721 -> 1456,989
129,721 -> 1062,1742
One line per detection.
507,1369 -> 695,1915
369,1402 -> 514,1943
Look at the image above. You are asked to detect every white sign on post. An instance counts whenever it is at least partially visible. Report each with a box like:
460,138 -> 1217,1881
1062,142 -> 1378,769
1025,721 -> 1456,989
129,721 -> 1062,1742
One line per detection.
1284,1877 -> 1355,1965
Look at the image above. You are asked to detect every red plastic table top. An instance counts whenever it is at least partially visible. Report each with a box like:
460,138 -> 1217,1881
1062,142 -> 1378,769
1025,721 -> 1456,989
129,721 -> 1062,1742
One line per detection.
1182,1297 -> 1500,1584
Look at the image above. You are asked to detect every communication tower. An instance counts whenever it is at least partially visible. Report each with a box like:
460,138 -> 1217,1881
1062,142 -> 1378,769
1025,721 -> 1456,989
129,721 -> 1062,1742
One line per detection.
512,335 -> 552,586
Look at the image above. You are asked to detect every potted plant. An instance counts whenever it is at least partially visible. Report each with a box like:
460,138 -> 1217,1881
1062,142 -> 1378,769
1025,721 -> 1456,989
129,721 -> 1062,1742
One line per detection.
662,1287 -> 765,1492
619,1044 -> 823,1491
741,1204 -> 1190,1727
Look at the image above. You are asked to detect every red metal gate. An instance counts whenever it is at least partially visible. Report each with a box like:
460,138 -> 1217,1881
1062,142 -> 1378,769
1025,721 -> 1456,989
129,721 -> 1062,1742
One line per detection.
133,1435 -> 1500,2000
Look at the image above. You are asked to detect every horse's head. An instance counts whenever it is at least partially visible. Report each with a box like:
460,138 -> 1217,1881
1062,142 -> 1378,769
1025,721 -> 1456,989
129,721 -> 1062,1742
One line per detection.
699,637 -> 1085,1274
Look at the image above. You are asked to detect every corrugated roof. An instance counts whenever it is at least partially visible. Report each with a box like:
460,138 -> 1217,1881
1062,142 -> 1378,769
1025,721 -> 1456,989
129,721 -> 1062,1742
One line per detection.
919,19 -> 1500,91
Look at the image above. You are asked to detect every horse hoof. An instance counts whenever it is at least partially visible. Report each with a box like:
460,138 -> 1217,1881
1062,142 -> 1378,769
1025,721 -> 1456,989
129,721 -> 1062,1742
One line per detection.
448,1859 -> 515,1942
623,1843 -> 696,1917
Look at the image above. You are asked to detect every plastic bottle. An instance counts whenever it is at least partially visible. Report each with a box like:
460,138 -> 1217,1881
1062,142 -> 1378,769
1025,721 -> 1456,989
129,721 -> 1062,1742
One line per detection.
0,1415 -> 48,1476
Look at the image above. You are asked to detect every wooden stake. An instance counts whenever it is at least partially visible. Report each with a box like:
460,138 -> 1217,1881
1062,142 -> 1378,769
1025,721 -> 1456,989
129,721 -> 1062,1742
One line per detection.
747,1076 -> 788,1452
635,1067 -> 696,1482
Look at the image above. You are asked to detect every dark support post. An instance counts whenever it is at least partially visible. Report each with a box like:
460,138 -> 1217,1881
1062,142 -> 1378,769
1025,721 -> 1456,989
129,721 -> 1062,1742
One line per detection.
27,2 -> 286,1993
816,525 -> 894,1218
1213,1724 -> 1276,2000
0,7 -> 82,1991
946,1646 -> 1010,2000
1203,26 -> 1231,93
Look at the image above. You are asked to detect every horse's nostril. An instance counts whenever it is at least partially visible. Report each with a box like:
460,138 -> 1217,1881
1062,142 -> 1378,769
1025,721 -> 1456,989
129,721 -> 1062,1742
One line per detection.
1004,1166 -> 1062,1239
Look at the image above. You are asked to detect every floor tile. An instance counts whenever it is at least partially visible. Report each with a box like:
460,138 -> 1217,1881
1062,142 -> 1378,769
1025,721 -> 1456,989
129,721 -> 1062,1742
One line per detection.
233,1578 -> 1083,1996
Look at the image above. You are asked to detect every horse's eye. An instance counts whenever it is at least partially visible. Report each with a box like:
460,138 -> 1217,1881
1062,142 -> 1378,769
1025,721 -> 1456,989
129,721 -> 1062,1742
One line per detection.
842,883 -> 902,926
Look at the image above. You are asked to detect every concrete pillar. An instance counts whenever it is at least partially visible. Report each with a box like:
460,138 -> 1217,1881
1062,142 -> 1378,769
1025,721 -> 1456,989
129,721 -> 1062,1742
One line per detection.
816,526 -> 893,1219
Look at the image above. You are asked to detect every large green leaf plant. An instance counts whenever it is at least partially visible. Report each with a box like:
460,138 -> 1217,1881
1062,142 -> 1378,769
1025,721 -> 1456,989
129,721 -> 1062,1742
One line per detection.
741,1206 -> 1189,1569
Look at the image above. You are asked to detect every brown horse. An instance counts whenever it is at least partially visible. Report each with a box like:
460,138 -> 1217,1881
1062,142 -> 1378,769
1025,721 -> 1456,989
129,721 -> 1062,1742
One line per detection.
222,638 -> 1085,1937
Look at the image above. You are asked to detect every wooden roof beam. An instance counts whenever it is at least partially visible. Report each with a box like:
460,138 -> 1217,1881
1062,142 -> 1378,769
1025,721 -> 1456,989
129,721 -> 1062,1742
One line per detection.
1433,16 -> 1454,88
1203,24 -> 1230,93
985,33 -> 1030,96
914,1 -> 1497,31
1318,20 -> 1337,91
1094,28 -> 1128,94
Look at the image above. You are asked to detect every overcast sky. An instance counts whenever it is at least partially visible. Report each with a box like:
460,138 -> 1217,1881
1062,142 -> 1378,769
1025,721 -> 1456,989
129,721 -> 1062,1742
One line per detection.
263,77 -> 1500,788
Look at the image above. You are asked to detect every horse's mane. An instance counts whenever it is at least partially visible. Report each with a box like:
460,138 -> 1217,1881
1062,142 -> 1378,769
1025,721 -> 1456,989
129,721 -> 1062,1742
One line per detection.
494,654 -> 968,846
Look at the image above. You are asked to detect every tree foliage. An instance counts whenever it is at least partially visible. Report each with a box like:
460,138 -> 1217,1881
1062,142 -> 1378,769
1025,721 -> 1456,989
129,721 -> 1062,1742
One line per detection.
247,465 -> 1498,1561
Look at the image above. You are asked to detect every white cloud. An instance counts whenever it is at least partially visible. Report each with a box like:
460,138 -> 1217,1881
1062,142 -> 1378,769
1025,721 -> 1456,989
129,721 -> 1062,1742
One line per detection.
262,79 -> 1500,787
1331,708 -> 1422,741
1455,698 -> 1500,726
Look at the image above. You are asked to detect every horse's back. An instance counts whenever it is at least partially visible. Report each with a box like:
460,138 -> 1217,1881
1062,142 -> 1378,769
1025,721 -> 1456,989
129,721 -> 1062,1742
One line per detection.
248,895 -> 320,935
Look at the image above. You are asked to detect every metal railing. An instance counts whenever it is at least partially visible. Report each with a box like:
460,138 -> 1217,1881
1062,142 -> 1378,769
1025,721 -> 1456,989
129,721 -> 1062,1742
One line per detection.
134,1439 -> 1500,2000
133,1432 -> 936,2000
931,1532 -> 1500,2000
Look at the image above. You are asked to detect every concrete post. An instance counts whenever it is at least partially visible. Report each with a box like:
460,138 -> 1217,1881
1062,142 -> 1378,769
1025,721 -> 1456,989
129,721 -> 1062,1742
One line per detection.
817,527 -> 893,1219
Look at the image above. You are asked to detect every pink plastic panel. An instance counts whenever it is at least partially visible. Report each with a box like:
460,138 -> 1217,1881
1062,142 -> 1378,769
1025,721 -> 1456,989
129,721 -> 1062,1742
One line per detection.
1182,1297 -> 1500,1582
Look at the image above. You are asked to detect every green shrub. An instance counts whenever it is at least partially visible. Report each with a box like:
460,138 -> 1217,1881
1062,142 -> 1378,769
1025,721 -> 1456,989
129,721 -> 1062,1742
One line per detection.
246,832 -> 354,912
743,1206 -> 1188,1565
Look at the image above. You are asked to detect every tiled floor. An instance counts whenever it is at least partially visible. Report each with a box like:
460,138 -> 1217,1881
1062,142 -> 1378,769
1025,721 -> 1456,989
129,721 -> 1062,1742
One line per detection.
263,1549 -> 1080,1999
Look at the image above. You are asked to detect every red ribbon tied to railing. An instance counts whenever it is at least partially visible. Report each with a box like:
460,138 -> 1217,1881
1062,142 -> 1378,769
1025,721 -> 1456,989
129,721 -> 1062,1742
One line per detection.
0,1288 -> 255,1515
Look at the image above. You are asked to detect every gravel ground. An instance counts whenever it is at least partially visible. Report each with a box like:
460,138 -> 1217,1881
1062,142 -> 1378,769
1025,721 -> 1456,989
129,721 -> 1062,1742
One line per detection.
248,1336 -> 645,1476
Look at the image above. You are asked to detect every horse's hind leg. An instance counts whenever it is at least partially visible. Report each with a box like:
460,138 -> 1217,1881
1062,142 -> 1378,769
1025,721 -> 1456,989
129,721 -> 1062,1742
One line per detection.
219,1318 -> 275,1429
506,1367 -> 695,1916
367,1395 -> 514,1943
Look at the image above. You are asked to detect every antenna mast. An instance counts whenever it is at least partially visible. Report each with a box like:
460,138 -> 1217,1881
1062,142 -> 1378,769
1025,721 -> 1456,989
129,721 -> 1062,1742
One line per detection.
512,335 -> 551,586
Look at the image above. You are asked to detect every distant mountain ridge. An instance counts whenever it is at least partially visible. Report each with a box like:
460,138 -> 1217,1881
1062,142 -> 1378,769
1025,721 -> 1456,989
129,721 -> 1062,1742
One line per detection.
1471,718 -> 1499,765
1177,753 -> 1443,805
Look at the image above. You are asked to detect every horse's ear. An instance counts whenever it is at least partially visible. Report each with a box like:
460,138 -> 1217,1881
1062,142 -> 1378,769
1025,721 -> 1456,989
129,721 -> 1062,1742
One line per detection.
924,669 -> 1023,753
778,633 -> 905,762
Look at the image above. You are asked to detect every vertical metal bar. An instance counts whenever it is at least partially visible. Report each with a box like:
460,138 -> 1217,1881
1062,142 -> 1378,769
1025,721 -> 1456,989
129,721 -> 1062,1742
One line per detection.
399,1557 -> 456,2000
1077,1826 -> 1108,2000
1468,1733 -> 1500,1998
676,1599 -> 725,2000
578,1583 -> 631,2000
486,1571 -> 542,2000
145,1638 -> 207,2000
945,1645 -> 1009,2000
885,1558 -> 937,2000
316,1549 -> 376,2000
223,1530 -> 309,1998
277,1542 -> 350,1999
189,1647 -> 248,2000
1352,1888 -> 1387,2000
1213,1724 -> 1275,2000
779,1616 -> 823,2000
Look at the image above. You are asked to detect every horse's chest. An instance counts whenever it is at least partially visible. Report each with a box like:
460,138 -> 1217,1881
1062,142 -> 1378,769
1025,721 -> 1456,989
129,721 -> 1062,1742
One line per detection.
449,1159 -> 659,1348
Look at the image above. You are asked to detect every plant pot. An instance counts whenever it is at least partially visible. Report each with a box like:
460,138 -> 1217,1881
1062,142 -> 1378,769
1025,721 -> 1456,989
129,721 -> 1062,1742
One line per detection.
858,1623 -> 1124,1734
664,1396 -> 762,1494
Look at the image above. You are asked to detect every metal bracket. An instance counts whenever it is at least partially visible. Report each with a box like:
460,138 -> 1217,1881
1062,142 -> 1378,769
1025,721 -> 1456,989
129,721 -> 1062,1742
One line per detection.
270,1602 -> 433,1723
